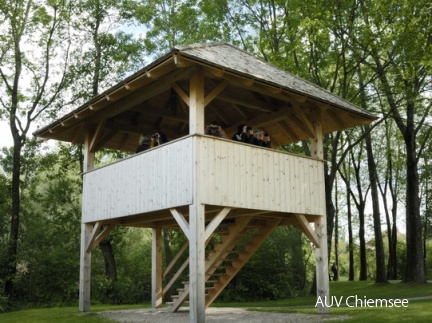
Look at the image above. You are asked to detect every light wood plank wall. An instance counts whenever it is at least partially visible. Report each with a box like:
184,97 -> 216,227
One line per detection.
82,137 -> 194,222
82,135 -> 325,223
197,136 -> 325,216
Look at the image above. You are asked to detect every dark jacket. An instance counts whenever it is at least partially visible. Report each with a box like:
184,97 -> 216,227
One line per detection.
232,132 -> 255,144
253,138 -> 272,148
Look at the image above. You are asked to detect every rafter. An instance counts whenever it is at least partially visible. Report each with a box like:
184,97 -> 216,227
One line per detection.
204,80 -> 230,107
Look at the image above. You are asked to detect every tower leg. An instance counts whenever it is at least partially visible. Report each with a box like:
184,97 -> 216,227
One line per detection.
315,216 -> 330,313
152,227 -> 163,308
189,203 -> 206,323
79,223 -> 92,311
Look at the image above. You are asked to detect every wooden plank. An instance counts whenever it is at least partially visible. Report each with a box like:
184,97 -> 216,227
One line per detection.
205,207 -> 232,240
189,70 -> 206,322
163,241 -> 189,278
146,56 -> 176,80
170,208 -> 190,239
89,119 -> 106,153
295,214 -> 320,247
87,67 -> 195,124
152,227 -> 163,308
79,223 -> 92,312
189,67 -> 205,134
204,80 -> 230,107
215,93 -> 274,112
86,223 -> 114,253
82,138 -> 194,222
172,82 -> 190,106
311,118 -> 329,314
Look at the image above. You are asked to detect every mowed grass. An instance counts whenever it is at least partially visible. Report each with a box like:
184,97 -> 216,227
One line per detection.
214,280 -> 432,323
0,304 -> 147,323
1,280 -> 431,322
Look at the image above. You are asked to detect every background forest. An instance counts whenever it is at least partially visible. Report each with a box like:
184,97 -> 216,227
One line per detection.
1,0 -> 431,311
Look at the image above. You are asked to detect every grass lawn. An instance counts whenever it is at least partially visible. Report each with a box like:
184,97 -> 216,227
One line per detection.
0,304 -> 147,323
1,280 -> 431,322
214,280 -> 432,323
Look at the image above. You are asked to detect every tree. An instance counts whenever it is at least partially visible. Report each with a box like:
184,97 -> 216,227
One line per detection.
15,142 -> 82,304
0,0 -> 73,298
133,0 -> 204,55
377,118 -> 404,280
353,0 -> 432,283
69,0 -> 146,288
364,125 -> 388,283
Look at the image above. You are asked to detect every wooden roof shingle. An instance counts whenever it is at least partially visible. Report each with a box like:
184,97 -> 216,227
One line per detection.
34,42 -> 376,152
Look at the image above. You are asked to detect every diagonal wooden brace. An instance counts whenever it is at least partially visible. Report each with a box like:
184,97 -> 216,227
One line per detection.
205,207 -> 232,240
170,208 -> 190,239
86,223 -> 114,253
295,214 -> 320,248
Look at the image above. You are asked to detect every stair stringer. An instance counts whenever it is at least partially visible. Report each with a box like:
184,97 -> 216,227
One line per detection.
204,217 -> 283,308
168,217 -> 253,312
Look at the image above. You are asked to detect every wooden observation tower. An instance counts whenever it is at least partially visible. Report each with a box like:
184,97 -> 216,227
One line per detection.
34,43 -> 375,322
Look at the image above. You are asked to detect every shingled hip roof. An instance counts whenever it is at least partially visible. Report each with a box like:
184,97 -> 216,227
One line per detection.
34,42 -> 376,151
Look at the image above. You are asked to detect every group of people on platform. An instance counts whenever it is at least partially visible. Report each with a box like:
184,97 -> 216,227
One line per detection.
205,121 -> 272,148
135,132 -> 168,153
136,121 -> 271,153
229,123 -> 272,148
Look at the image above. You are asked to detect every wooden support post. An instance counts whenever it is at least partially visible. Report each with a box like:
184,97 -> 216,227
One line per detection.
152,227 -> 163,308
189,202 -> 206,323
79,223 -> 92,311
79,131 -> 96,312
189,66 -> 205,135
311,119 -> 330,314
189,68 -> 206,322
314,216 -> 329,313
83,129 -> 95,172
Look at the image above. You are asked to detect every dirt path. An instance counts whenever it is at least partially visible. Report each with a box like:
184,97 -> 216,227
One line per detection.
96,307 -> 349,323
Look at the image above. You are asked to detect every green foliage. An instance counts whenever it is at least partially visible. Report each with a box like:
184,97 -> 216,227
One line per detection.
9,144 -> 82,306
1,0 -> 431,310
91,228 -> 152,304
218,227 -> 313,302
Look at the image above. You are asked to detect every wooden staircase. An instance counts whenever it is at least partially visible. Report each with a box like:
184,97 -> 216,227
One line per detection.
167,216 -> 282,311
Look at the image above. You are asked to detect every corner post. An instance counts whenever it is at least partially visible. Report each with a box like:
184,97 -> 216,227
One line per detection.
311,119 -> 330,314
152,227 -> 163,308
79,131 -> 95,312
189,67 -> 206,323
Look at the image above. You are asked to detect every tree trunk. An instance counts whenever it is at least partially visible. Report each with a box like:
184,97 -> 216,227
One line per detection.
364,127 -> 388,284
334,180 -> 339,281
99,238 -> 117,281
404,134 -> 425,283
347,184 -> 355,281
3,139 -> 22,297
358,206 -> 367,281
381,120 -> 399,280
324,149 -> 336,260
367,42 -> 425,284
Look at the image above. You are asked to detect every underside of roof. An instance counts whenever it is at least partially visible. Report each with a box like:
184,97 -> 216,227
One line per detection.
34,42 -> 376,152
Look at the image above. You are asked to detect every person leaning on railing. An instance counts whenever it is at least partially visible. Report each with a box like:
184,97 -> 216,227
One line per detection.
135,131 -> 168,153
253,129 -> 272,148
136,134 -> 151,153
205,121 -> 229,139
232,124 -> 255,144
